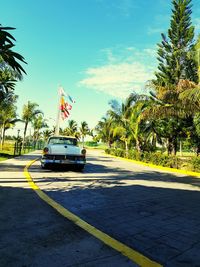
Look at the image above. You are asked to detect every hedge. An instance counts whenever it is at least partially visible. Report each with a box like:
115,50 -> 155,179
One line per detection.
105,148 -> 200,173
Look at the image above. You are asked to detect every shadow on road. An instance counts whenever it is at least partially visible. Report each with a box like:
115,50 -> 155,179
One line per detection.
0,154 -> 40,172
0,185 -> 134,267
29,157 -> 200,266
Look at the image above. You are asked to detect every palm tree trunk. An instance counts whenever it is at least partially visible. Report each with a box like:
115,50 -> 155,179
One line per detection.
23,121 -> 28,148
125,140 -> 128,157
197,143 -> 200,157
152,133 -> 156,149
0,126 -> 3,149
82,136 -> 84,147
172,137 -> 178,156
0,123 -> 5,150
136,138 -> 141,153
167,137 -> 173,155
2,127 -> 6,147
108,140 -> 112,148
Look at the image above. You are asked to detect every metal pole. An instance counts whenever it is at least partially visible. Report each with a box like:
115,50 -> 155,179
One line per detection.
55,87 -> 61,136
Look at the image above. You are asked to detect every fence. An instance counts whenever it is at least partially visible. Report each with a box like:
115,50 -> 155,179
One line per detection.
0,140 -> 45,157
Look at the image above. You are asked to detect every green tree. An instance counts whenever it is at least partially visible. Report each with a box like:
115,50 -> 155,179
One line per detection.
32,114 -> 48,144
0,25 -> 26,75
147,0 -> 199,155
95,117 -> 114,148
0,92 -> 19,148
107,94 -> 137,155
63,120 -> 79,138
0,25 -> 26,101
22,101 -> 42,145
42,129 -> 53,142
153,0 -> 198,86
79,121 -> 90,147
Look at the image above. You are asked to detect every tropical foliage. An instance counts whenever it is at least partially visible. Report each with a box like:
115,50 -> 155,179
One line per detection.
95,0 -> 200,168
0,92 -> 20,148
0,25 -> 26,101
22,101 -> 43,145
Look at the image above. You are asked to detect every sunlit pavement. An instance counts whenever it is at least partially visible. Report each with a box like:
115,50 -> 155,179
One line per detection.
0,151 -> 136,267
30,149 -> 200,267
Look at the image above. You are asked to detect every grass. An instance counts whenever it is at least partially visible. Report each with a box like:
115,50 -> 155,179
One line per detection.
85,144 -> 108,150
0,140 -> 35,162
176,151 -> 196,158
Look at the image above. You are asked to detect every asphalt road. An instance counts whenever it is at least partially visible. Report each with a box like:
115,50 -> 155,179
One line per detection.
30,149 -> 200,267
1,149 -> 200,266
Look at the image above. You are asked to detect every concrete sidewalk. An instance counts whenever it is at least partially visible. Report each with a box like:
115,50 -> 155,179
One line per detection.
0,152 -> 137,267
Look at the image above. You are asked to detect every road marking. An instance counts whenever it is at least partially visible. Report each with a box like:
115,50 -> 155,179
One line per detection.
105,153 -> 200,178
24,159 -> 162,267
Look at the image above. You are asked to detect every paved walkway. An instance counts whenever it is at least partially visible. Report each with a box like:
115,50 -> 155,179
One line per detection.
0,152 -> 137,267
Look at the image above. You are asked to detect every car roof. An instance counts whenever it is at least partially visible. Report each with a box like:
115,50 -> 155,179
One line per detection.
49,136 -> 77,139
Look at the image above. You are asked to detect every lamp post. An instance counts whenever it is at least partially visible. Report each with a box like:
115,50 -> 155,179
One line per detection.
17,129 -> 20,140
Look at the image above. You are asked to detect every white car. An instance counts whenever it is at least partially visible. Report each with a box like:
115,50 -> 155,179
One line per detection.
41,136 -> 86,171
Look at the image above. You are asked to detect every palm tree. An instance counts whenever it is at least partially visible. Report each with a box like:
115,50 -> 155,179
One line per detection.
32,114 -> 48,144
0,91 -> 19,148
95,117 -> 112,148
179,80 -> 200,112
107,93 -> 140,155
1,118 -> 22,148
79,121 -> 90,147
42,129 -> 53,142
0,25 -> 26,75
127,94 -> 152,153
144,79 -> 200,155
63,120 -> 79,138
0,25 -> 26,101
22,101 -> 42,145
0,68 -> 19,100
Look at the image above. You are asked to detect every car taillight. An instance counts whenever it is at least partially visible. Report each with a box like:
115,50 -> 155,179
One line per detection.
81,148 -> 86,155
43,147 -> 49,154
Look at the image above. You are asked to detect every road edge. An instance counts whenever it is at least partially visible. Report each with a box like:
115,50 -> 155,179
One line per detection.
104,152 -> 200,178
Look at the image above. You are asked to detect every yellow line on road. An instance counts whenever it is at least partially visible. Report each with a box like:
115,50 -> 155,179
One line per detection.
24,159 -> 162,267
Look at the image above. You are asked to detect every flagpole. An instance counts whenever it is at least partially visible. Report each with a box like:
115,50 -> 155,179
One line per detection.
55,87 -> 61,136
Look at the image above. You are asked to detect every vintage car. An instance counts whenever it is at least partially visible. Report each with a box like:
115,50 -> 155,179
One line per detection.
41,136 -> 86,170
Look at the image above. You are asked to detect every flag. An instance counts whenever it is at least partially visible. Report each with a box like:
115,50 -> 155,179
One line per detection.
58,87 -> 75,120
66,93 -> 76,103
59,86 -> 65,96
59,86 -> 75,103
60,96 -> 72,120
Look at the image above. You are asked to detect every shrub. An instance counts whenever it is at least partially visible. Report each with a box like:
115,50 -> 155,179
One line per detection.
105,148 -> 200,173
190,157 -> 200,172
114,148 -> 125,157
105,148 -> 111,154
85,141 -> 98,147
128,149 -> 141,161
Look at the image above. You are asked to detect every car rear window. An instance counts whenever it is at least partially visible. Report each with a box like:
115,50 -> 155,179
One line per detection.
48,137 -> 77,146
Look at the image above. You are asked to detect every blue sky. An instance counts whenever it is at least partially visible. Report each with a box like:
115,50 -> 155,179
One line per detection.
1,0 -> 200,133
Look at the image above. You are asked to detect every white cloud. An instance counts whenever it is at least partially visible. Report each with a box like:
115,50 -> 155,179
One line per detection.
79,47 -> 156,99
95,0 -> 137,18
115,0 -> 137,17
194,18 -> 200,32
147,27 -> 164,35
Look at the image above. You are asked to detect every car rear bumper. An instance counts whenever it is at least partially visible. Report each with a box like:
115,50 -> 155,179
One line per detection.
41,155 -> 86,165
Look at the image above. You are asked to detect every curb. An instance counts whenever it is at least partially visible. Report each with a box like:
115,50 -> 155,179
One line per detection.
105,153 -> 200,178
